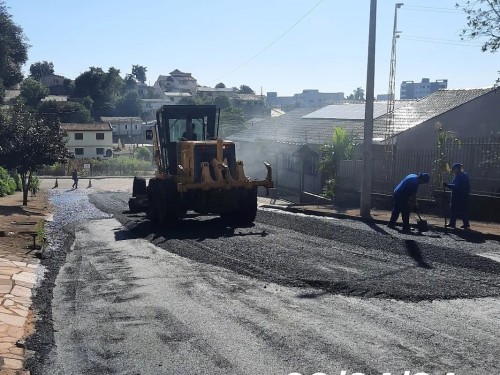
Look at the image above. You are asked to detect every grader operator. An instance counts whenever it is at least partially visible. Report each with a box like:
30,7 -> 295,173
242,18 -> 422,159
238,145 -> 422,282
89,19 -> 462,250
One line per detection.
128,105 -> 273,226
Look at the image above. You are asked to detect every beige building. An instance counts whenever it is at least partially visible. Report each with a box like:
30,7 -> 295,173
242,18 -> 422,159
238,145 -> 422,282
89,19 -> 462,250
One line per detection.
154,69 -> 198,95
61,123 -> 113,159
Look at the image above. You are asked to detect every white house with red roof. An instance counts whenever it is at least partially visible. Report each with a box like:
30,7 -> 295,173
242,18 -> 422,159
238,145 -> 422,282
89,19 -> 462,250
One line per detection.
61,123 -> 113,159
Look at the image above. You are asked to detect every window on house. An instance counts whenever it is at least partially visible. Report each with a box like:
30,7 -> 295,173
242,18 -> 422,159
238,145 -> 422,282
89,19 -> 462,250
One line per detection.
75,148 -> 84,155
283,155 -> 294,172
75,133 -> 83,140
96,148 -> 104,155
134,125 -> 138,130
170,97 -> 175,102
306,155 -> 318,176
96,133 -> 104,140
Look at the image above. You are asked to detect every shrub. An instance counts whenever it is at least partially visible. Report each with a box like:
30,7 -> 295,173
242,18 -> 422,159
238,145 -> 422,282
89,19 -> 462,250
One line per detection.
29,175 -> 40,195
11,171 -> 22,191
0,167 -> 15,196
135,146 -> 151,161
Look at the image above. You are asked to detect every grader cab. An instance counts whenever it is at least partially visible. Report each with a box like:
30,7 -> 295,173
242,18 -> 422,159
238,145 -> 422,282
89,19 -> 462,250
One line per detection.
128,105 -> 273,226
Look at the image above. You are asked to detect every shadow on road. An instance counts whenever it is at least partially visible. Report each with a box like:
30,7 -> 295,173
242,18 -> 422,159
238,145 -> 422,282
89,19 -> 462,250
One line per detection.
114,214 -> 268,242
404,240 -> 433,269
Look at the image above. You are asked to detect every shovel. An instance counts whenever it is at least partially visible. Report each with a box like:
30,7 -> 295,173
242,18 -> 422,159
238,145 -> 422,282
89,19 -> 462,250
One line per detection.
415,211 -> 428,232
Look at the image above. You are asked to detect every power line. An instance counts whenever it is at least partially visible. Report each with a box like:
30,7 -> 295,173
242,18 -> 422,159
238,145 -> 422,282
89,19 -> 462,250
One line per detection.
209,0 -> 325,84
400,35 -> 483,47
403,5 -> 464,14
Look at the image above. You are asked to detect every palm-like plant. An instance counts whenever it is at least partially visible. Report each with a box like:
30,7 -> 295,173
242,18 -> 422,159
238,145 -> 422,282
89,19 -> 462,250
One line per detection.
320,127 -> 356,198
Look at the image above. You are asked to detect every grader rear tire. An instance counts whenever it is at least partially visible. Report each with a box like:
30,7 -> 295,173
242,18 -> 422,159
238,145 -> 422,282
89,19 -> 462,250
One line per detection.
147,178 -> 180,226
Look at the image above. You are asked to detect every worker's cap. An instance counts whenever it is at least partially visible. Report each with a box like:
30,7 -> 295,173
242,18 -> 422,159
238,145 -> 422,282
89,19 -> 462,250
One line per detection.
418,172 -> 430,184
451,162 -> 463,170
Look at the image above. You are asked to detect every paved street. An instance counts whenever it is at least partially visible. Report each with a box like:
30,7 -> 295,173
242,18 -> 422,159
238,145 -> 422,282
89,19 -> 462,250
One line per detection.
25,178 -> 500,375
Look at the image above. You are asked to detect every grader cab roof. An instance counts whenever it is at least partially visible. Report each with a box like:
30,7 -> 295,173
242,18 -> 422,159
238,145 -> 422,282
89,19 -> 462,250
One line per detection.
155,105 -> 217,141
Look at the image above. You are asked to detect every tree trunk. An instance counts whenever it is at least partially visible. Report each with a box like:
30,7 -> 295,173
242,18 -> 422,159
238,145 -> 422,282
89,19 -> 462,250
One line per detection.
20,171 -> 32,206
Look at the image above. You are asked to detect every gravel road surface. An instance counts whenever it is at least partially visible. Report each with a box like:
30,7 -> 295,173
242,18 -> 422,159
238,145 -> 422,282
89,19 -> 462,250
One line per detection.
27,182 -> 500,375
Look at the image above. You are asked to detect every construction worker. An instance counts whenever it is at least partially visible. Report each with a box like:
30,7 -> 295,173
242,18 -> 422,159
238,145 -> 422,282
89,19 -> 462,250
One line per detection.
443,162 -> 470,229
388,172 -> 430,231
71,169 -> 78,189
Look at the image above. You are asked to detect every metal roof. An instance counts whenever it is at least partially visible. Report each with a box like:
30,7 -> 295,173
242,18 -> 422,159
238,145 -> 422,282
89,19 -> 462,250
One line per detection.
61,123 -> 112,131
230,88 -> 497,145
373,87 -> 495,138
302,101 -> 411,120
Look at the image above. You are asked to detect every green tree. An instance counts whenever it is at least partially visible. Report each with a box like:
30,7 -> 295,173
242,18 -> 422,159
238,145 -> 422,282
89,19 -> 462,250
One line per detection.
353,87 -> 365,101
215,82 -> 226,88
432,122 -> 461,188
104,67 -> 123,99
74,67 -> 106,101
320,127 -> 355,198
82,95 -> 94,110
20,78 -> 49,106
74,67 -> 118,116
124,74 -> 137,90
457,0 -> 500,52
239,84 -> 255,94
37,100 -> 93,124
63,78 -> 75,96
0,2 -> 29,91
0,100 -> 69,205
115,90 -> 142,116
214,95 -> 230,109
29,60 -> 54,80
218,107 -> 246,137
135,146 -> 151,161
132,65 -> 147,83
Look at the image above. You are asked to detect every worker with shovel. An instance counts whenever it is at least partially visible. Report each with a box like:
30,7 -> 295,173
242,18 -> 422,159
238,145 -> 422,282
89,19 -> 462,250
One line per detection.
388,172 -> 430,232
443,162 -> 470,229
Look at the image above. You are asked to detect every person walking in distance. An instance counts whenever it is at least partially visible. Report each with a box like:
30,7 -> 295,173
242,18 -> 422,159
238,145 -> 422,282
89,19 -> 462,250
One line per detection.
388,172 -> 430,231
443,162 -> 470,229
71,169 -> 79,189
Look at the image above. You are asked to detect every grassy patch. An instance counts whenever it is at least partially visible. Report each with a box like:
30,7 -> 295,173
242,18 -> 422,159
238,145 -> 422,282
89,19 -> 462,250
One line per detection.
35,220 -> 45,247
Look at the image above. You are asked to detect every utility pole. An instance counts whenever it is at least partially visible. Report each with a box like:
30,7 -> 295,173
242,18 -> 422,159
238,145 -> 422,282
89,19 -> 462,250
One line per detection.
385,3 -> 403,164
360,0 -> 377,218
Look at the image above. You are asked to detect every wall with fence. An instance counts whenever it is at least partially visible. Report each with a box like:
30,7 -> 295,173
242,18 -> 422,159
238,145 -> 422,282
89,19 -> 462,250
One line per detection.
39,158 -> 156,177
337,137 -> 500,198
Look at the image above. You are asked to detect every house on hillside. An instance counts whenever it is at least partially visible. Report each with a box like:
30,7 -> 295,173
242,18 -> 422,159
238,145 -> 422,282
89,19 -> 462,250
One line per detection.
101,116 -> 144,143
267,89 -> 345,109
39,74 -> 69,95
197,86 -> 238,100
154,70 -> 197,95
140,93 -> 192,120
61,123 -> 113,159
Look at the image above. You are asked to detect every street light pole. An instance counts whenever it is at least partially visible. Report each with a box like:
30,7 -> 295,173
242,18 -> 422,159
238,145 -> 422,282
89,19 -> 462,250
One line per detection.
360,0 -> 377,218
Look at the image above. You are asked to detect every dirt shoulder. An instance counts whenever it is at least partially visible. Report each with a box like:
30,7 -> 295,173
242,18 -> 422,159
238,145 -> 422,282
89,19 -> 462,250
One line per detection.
0,191 -> 49,259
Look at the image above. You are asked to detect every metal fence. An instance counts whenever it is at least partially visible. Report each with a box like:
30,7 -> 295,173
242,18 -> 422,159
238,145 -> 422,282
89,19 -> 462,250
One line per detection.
338,136 -> 500,198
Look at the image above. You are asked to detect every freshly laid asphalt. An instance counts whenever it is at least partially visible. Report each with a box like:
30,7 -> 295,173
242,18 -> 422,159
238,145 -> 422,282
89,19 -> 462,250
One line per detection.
2,178 -> 500,374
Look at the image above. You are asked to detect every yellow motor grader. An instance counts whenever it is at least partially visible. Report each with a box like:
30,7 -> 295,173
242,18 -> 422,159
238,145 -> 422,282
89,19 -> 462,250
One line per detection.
128,105 -> 273,226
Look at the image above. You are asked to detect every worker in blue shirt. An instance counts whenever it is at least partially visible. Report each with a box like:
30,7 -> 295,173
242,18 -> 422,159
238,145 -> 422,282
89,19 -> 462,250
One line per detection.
388,172 -> 430,231
443,162 -> 470,229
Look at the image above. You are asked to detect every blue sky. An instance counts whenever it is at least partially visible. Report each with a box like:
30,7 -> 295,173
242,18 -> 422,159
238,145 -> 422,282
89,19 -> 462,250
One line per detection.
5,0 -> 499,98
